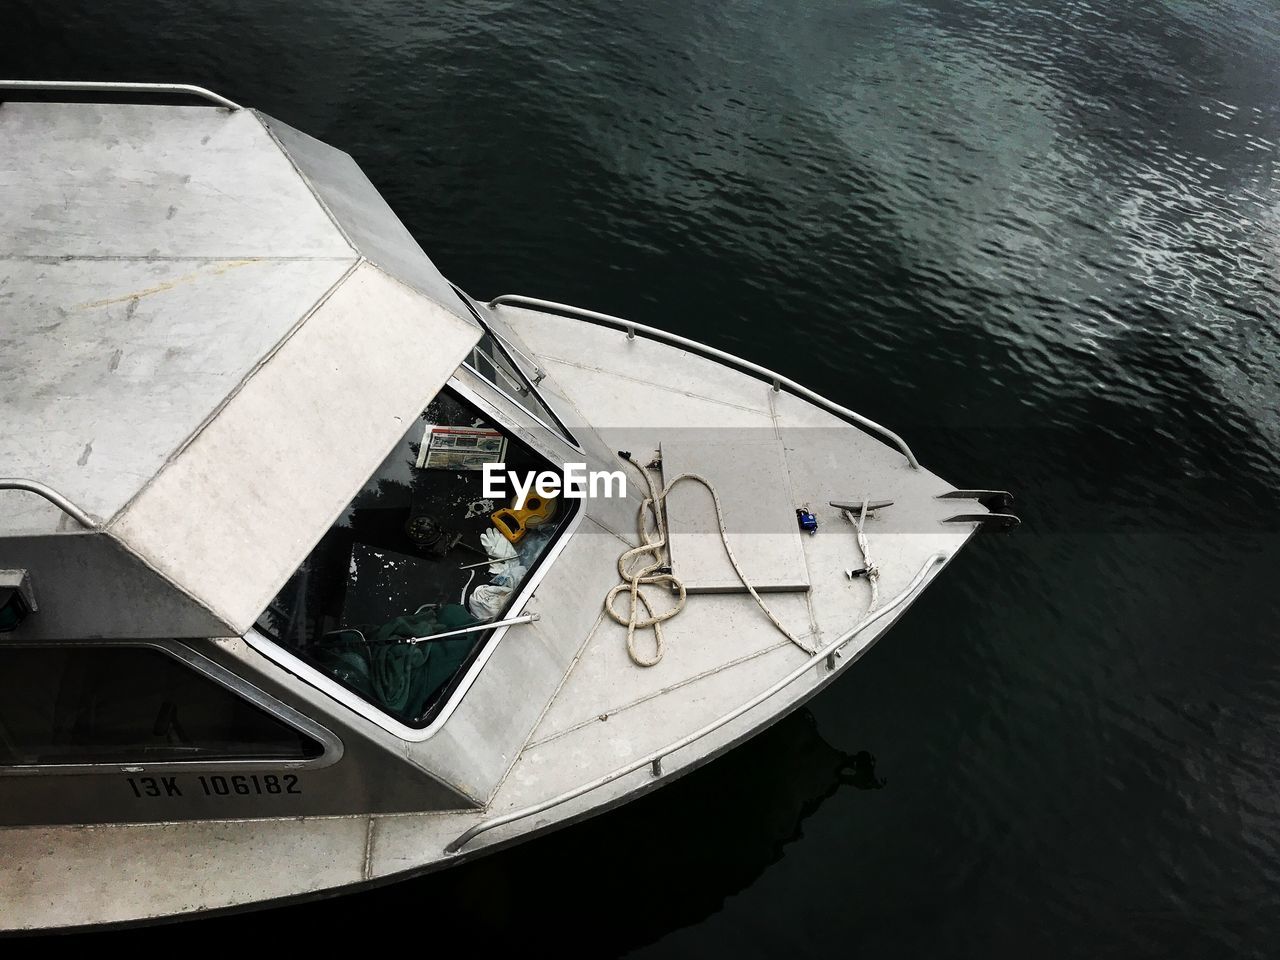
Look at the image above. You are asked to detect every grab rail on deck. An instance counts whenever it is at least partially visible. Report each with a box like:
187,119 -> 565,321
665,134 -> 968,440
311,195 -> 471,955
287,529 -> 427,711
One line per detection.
444,551 -> 947,854
488,294 -> 921,470
0,80 -> 241,111
0,479 -> 97,529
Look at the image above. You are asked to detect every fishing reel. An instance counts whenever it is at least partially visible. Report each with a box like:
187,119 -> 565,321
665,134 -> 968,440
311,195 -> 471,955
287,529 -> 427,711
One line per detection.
405,512 -> 460,557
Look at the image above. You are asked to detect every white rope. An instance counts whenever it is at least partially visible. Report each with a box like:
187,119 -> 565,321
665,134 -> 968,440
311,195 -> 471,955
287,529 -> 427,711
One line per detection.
605,454 -> 814,666
841,499 -> 880,610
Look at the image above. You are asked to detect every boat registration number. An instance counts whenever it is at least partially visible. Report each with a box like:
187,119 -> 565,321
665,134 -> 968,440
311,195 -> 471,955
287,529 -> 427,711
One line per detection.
125,774 -> 302,799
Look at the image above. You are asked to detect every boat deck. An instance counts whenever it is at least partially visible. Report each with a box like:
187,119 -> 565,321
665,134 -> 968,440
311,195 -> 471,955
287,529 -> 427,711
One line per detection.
374,306 -> 973,864
0,306 -> 979,930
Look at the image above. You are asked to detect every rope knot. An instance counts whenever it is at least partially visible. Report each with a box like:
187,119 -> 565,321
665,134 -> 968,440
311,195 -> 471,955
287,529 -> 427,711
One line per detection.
605,455 -> 813,666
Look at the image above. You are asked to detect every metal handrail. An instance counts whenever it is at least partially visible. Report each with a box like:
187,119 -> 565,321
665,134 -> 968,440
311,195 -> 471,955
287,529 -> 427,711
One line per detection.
0,479 -> 97,528
488,294 -> 921,469
444,551 -> 947,853
0,80 -> 241,111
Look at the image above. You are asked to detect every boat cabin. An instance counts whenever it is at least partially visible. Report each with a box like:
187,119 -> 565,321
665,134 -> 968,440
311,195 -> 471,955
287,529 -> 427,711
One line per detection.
0,96 -> 586,824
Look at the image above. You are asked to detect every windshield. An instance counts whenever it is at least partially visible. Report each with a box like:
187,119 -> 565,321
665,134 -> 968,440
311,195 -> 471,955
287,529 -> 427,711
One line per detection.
453,290 -> 576,445
255,386 -> 575,727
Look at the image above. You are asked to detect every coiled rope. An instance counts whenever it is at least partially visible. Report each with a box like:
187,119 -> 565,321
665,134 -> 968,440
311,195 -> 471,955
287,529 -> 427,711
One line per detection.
604,452 -> 814,666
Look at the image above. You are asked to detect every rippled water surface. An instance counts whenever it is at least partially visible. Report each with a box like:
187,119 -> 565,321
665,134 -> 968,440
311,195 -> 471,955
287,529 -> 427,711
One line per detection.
6,1 -> 1280,955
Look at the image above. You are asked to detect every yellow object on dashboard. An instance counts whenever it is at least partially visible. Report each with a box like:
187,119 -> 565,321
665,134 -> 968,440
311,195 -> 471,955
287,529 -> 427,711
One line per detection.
491,493 -> 558,544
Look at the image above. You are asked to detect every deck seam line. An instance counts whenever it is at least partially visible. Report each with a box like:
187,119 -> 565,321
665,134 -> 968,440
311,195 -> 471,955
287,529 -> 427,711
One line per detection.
581,509 -> 643,550
0,254 -> 355,261
769,386 -> 824,643
486,608 -> 611,802
480,518 -> 622,801
253,111 -> 359,256
534,353 -> 770,417
362,817 -> 376,880
523,637 -> 800,750
103,257 -> 361,530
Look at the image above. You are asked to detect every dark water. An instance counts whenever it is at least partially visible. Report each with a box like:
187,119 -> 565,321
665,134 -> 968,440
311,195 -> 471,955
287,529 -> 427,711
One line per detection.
7,1 -> 1280,955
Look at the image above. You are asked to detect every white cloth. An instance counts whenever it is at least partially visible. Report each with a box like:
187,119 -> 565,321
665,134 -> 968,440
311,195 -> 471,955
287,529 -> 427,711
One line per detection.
468,583 -> 512,619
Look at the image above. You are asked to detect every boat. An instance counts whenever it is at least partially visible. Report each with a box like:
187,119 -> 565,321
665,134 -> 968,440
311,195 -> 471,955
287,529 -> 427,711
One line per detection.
0,81 -> 1016,932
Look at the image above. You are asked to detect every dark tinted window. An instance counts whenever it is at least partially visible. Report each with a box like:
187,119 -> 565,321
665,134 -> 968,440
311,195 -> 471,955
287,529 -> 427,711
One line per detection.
255,387 -> 576,727
0,647 -> 322,765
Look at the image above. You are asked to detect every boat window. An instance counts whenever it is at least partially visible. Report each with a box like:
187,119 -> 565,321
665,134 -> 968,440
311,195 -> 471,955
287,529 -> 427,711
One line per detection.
254,386 -> 576,728
0,646 -> 323,766
465,332 -> 562,430
453,291 -> 574,444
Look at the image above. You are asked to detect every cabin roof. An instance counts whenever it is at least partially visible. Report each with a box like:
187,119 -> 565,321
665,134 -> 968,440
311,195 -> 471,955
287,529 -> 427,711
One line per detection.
0,99 -> 481,636
0,100 -> 479,536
